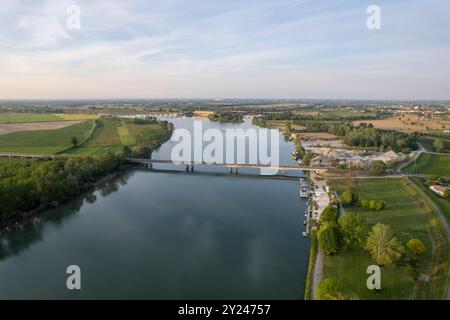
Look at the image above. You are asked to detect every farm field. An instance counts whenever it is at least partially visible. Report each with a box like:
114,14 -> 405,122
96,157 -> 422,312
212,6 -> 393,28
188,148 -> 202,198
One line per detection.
0,121 -> 83,136
0,115 -> 172,156
86,119 -> 122,146
0,120 -> 95,154
354,115 -> 450,134
403,153 -> 450,177
0,113 -> 98,124
326,178 -> 448,299
67,118 -> 172,155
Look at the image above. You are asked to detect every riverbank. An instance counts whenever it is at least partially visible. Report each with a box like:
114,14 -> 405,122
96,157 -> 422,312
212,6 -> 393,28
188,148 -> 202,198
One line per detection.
304,171 -> 330,300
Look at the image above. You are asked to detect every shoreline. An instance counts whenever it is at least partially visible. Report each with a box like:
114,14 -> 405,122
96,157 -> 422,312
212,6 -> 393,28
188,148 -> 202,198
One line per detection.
304,171 -> 329,300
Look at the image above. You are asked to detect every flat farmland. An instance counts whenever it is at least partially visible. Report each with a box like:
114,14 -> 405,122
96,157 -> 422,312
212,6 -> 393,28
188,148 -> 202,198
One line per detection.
0,113 -> 98,124
0,121 -> 84,136
86,119 -> 121,146
0,120 -> 95,154
354,115 -> 450,133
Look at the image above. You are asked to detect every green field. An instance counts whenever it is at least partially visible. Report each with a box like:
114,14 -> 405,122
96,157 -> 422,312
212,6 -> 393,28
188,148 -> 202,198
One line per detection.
0,120 -> 95,154
326,178 -> 448,299
0,113 -> 98,124
66,118 -> 171,155
118,126 -> 135,145
403,153 -> 450,176
86,119 -> 122,146
0,116 -> 171,156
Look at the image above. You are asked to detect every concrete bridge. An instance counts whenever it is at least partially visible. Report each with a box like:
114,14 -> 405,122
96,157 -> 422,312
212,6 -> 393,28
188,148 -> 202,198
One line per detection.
125,158 -> 332,173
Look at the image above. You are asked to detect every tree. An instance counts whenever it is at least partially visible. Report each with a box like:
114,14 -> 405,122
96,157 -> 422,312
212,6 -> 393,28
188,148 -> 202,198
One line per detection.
339,213 -> 368,248
369,200 -> 376,210
375,201 -> 385,211
365,223 -> 404,266
407,238 -> 426,256
71,136 -> 79,148
316,278 -> 342,300
360,199 -> 369,208
434,138 -> 445,152
318,222 -> 340,255
341,190 -> 356,205
320,206 -> 338,224
370,161 -> 387,175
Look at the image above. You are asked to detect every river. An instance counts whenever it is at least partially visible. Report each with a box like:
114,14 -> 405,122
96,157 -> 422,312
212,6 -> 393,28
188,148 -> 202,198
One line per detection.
0,117 -> 309,299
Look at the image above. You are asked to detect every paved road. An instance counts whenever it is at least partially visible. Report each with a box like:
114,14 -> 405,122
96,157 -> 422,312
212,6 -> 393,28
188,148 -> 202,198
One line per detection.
406,178 -> 450,300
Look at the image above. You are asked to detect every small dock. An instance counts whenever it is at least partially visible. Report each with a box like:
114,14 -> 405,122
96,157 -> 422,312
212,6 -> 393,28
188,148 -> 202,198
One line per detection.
299,177 -> 313,237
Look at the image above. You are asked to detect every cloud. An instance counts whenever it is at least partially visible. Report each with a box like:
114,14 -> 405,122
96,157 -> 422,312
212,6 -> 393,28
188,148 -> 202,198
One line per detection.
0,0 -> 449,99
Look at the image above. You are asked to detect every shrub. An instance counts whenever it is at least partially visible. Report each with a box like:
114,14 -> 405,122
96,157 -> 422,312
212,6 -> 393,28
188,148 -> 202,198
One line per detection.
407,238 -> 426,256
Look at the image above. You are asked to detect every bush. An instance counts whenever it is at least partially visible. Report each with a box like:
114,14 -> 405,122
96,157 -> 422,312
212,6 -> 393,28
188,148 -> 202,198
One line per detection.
341,190 -> 357,205
359,199 -> 386,211
360,199 -> 369,208
316,278 -> 342,300
407,238 -> 426,256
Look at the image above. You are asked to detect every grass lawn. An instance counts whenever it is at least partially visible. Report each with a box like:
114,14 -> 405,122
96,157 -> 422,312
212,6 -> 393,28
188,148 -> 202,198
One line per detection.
326,178 -> 449,299
410,177 -> 450,223
0,120 -> 95,154
403,153 -> 450,176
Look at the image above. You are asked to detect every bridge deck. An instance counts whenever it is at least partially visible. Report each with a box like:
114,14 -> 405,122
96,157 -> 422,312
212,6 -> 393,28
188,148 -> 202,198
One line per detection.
125,158 -> 331,171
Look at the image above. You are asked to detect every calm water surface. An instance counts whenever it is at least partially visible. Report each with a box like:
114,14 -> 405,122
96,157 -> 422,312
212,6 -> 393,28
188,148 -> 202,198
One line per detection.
0,118 -> 309,299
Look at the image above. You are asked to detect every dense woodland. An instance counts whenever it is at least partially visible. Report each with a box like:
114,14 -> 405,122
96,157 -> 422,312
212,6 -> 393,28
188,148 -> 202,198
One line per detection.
0,154 -> 124,226
299,121 -> 417,153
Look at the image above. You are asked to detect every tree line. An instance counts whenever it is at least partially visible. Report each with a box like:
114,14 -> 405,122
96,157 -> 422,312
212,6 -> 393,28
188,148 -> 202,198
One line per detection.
298,121 -> 417,153
208,112 -> 244,123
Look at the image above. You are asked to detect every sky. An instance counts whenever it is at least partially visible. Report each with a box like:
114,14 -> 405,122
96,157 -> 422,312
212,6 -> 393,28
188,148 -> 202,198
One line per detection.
0,0 -> 449,100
